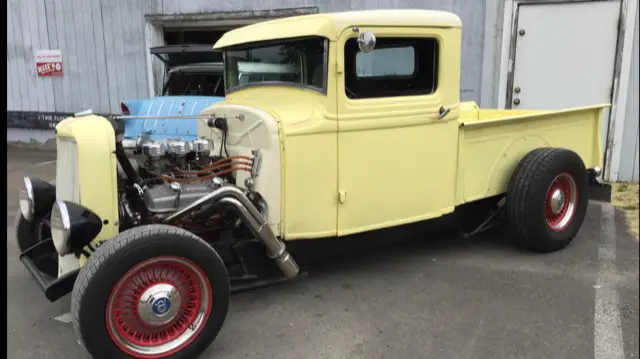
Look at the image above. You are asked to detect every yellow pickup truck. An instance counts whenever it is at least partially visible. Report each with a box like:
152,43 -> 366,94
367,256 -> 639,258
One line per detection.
15,9 -> 609,359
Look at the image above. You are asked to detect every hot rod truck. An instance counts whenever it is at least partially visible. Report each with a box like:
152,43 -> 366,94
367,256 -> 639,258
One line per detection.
16,10 -> 609,359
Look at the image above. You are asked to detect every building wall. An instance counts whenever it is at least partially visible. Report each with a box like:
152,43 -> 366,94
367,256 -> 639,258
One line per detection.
618,4 -> 639,183
7,0 -> 148,115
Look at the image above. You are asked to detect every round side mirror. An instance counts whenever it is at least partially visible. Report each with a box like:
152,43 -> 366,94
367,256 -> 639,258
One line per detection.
357,32 -> 376,53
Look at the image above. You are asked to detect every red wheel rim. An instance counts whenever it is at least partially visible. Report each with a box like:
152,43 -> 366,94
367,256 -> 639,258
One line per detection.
544,173 -> 578,232
106,256 -> 212,358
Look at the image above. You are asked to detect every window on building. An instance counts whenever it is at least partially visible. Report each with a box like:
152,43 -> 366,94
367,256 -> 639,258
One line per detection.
344,37 -> 439,99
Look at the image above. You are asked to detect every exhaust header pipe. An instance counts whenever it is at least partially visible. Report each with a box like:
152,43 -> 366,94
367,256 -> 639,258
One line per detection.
162,186 -> 299,278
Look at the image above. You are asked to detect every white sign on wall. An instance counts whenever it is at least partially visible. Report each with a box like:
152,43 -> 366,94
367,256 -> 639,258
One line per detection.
35,49 -> 63,77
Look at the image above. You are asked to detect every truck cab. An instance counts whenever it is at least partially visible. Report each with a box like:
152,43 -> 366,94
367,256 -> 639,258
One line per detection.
204,10 -> 464,239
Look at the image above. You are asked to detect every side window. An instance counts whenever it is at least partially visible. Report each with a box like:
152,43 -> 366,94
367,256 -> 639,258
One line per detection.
344,37 -> 439,99
356,46 -> 415,77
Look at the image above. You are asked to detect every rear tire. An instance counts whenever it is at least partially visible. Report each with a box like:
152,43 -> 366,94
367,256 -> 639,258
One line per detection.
14,210 -> 58,277
505,148 -> 589,252
71,225 -> 230,359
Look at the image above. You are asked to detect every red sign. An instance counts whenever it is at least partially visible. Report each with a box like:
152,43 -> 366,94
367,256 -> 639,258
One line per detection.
35,50 -> 63,77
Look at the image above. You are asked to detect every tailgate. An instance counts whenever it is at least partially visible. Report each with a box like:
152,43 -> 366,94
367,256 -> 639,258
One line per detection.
457,104 -> 608,204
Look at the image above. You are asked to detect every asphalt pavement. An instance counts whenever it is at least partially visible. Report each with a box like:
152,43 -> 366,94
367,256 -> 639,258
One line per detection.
7,147 -> 639,359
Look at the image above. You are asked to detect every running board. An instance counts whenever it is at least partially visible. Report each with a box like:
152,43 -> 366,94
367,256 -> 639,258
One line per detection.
230,272 -> 308,295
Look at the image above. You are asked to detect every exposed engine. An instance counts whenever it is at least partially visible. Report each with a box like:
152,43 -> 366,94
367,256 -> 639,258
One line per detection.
116,135 -> 264,233
46,115 -> 298,282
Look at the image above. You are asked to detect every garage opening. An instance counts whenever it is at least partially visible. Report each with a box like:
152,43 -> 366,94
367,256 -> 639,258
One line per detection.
158,29 -> 234,96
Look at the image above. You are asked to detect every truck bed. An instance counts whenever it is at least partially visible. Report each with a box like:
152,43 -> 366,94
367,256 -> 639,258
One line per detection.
455,101 -> 608,205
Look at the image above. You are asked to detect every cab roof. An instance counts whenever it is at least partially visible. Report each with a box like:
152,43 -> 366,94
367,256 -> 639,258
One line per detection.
213,9 -> 462,49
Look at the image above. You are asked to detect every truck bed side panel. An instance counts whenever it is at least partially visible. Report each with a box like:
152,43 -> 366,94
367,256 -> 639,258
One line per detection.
457,106 -> 605,204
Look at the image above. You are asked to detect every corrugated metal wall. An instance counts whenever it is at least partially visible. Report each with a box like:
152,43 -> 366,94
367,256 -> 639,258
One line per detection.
618,4 -> 639,183
7,0 -> 149,114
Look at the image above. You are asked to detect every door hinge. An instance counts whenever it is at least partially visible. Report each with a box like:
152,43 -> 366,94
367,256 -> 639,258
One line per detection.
338,190 -> 347,204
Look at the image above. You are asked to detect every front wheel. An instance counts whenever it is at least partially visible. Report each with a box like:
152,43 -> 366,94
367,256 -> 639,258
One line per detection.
71,225 -> 230,359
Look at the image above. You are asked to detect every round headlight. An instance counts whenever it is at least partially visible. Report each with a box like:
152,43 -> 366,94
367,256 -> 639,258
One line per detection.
51,200 -> 72,255
18,177 -> 35,221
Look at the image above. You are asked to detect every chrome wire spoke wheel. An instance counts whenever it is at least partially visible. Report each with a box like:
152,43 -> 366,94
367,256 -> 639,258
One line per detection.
106,256 -> 213,357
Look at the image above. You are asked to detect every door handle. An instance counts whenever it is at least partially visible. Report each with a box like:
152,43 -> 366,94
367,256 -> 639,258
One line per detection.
438,106 -> 451,119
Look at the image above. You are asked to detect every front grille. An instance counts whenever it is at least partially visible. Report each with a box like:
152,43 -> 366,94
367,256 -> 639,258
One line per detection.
55,137 -> 80,203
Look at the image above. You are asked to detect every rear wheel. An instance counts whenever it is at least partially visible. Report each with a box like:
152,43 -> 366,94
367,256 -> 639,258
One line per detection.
14,210 -> 58,277
505,148 -> 589,252
71,225 -> 230,359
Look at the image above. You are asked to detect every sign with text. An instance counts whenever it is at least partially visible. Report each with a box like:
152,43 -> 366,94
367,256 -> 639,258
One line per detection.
7,111 -> 116,129
35,49 -> 63,77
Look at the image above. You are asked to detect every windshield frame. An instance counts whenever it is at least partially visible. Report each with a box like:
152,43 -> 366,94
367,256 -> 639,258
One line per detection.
222,36 -> 329,95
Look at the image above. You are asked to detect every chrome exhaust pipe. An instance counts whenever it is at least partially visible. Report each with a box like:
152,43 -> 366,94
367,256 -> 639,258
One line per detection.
162,186 -> 299,278
218,197 -> 299,278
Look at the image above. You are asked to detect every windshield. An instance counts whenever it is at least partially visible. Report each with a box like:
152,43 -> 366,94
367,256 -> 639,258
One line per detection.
223,36 -> 327,93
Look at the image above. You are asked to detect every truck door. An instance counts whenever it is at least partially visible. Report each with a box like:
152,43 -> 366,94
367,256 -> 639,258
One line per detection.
335,26 -> 461,236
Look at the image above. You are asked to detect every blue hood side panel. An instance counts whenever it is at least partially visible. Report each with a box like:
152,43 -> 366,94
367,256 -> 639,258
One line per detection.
122,96 -> 225,142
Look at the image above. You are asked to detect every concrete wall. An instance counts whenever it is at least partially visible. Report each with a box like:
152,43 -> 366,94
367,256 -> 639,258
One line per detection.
618,4 -> 639,183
